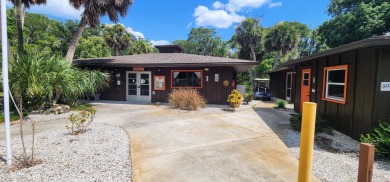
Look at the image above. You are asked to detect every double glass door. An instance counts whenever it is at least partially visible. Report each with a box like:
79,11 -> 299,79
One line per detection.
127,71 -> 151,102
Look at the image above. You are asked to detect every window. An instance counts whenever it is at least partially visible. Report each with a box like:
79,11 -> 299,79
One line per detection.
303,72 -> 309,86
322,65 -> 348,104
171,70 -> 203,88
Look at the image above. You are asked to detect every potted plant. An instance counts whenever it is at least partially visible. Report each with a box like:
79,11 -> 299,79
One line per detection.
227,89 -> 243,109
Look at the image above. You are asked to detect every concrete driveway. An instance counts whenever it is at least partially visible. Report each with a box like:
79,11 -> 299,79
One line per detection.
92,101 -> 317,182
0,101 -> 317,181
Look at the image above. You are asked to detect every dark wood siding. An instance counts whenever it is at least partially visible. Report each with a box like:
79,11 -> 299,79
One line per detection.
373,46 -> 390,129
269,71 -> 288,100
291,47 -> 379,139
89,66 -> 234,104
268,70 -> 295,102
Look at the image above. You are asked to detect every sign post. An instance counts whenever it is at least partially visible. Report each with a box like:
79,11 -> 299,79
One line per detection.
1,0 -> 12,166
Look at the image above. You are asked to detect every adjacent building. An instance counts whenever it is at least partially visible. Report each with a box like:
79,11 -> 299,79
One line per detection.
268,36 -> 390,139
75,45 -> 257,105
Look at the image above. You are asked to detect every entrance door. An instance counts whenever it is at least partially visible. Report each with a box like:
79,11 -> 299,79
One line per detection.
300,69 -> 311,111
286,73 -> 293,101
126,71 -> 151,102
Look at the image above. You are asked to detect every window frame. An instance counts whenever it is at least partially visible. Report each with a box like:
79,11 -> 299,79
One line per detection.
322,65 -> 348,104
170,70 -> 203,89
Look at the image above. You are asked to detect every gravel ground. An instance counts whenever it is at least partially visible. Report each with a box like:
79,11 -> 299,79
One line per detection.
158,101 -> 255,114
23,111 -> 78,123
0,124 -> 132,182
284,130 -> 390,182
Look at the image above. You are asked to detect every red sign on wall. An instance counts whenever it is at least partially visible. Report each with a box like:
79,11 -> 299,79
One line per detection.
133,67 -> 144,71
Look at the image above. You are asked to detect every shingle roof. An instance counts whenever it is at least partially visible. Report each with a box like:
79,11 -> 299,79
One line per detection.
74,53 -> 258,72
279,35 -> 390,67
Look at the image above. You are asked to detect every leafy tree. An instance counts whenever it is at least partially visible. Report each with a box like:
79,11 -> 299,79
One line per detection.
174,27 -> 227,57
231,18 -> 263,89
172,39 -> 197,54
318,2 -> 390,48
127,39 -> 156,55
264,22 -> 300,69
299,29 -> 328,57
66,0 -> 133,62
102,24 -> 132,56
76,36 -> 111,58
9,0 -> 47,53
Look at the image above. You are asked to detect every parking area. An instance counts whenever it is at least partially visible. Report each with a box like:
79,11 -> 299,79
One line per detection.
92,101 -> 317,181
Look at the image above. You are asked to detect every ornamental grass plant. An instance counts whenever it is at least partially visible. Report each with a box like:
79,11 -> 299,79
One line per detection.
169,88 -> 206,110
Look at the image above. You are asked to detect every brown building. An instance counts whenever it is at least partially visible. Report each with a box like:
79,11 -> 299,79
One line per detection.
75,45 -> 257,105
268,36 -> 390,139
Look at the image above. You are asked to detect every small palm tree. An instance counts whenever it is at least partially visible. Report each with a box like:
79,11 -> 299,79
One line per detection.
65,0 -> 134,62
103,24 -> 132,56
264,22 -> 300,69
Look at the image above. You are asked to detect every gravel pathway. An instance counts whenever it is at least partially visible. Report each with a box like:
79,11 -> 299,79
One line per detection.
23,111 -> 78,123
158,101 -> 255,114
284,130 -> 390,182
0,124 -> 132,182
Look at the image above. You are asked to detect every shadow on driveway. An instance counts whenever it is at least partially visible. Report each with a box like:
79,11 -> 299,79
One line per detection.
252,100 -> 295,141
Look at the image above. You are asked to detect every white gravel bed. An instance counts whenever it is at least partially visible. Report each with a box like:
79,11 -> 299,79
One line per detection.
158,101 -> 255,114
23,111 -> 78,123
284,130 -> 390,182
0,124 -> 132,182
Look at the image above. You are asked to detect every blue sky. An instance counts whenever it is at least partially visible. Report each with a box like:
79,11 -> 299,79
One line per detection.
18,0 -> 330,45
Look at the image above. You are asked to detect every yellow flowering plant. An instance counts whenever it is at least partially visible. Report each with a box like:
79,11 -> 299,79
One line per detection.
227,89 -> 243,108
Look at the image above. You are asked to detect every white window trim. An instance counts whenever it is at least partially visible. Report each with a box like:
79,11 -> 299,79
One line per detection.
325,68 -> 346,101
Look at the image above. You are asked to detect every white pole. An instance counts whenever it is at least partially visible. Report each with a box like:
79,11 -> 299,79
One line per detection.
1,0 -> 12,166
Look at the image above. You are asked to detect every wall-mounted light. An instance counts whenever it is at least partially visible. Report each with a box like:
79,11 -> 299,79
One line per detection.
158,68 -> 162,72
204,68 -> 209,71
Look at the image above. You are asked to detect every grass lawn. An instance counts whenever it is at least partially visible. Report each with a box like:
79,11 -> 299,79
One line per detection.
71,103 -> 93,111
0,112 -> 21,123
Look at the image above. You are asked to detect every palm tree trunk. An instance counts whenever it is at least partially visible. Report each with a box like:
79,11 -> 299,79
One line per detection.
273,51 -> 281,70
66,17 -> 88,63
0,5 -> 14,61
14,1 -> 25,54
249,45 -> 257,90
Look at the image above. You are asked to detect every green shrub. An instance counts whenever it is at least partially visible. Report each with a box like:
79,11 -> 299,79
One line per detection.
169,88 -> 206,110
244,93 -> 253,104
71,103 -> 93,111
274,99 -> 287,108
360,121 -> 390,159
66,107 -> 97,135
290,113 -> 333,134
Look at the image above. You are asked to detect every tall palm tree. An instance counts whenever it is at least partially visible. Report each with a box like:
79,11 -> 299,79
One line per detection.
102,24 -> 132,56
65,0 -> 133,62
9,0 -> 47,53
264,22 -> 300,69
231,18 -> 263,89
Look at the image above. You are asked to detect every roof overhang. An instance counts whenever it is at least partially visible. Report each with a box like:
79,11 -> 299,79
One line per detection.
75,60 -> 258,73
280,35 -> 390,67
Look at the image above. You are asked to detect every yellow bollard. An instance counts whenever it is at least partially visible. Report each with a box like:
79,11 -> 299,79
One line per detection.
298,102 -> 317,182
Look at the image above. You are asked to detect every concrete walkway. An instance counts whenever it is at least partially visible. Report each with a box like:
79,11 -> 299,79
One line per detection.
92,101 -> 318,182
0,101 -> 318,181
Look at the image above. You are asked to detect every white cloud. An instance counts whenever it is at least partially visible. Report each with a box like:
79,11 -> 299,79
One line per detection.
150,40 -> 170,46
27,0 -> 83,19
126,27 -> 145,39
212,1 -> 225,9
186,22 -> 193,28
269,1 -> 282,8
226,0 -> 270,12
194,6 -> 245,29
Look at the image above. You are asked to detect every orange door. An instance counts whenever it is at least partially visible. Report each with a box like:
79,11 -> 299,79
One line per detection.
300,69 -> 311,111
